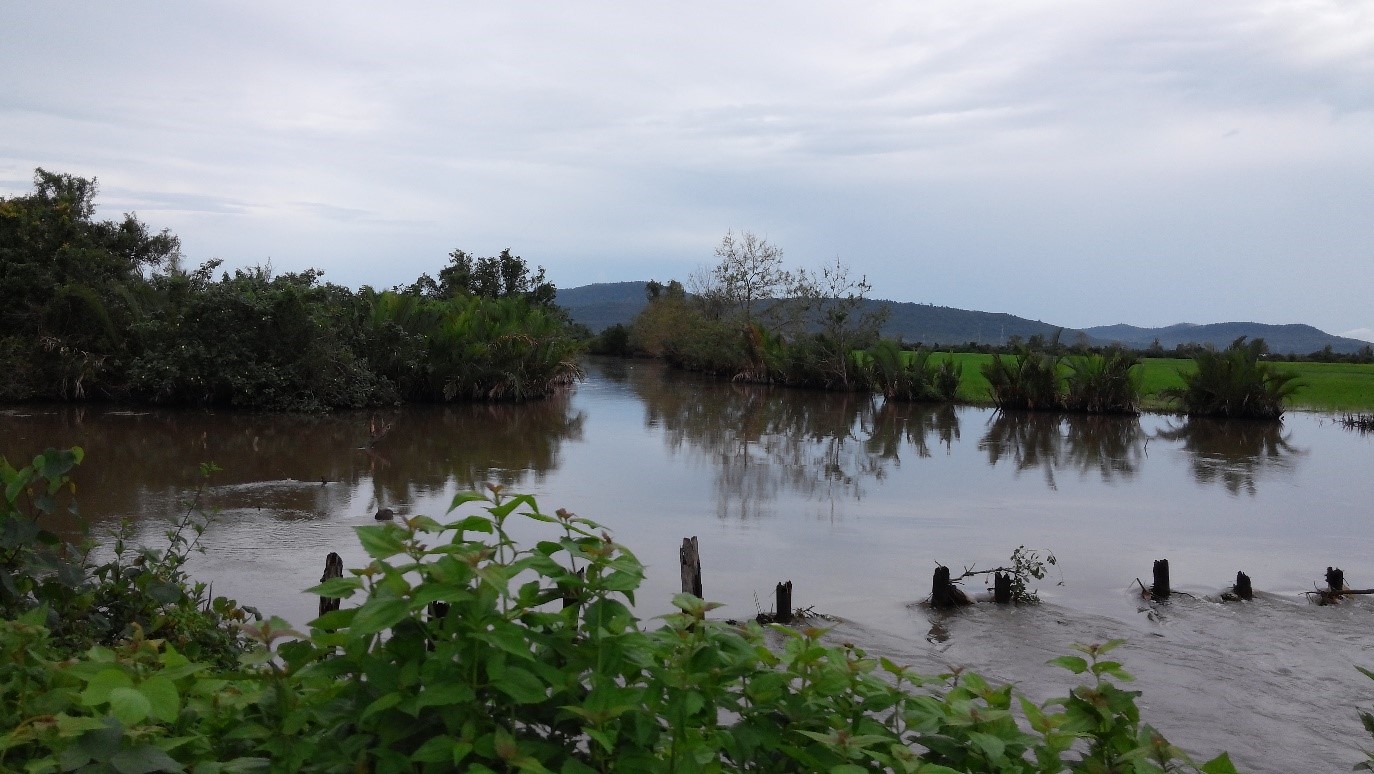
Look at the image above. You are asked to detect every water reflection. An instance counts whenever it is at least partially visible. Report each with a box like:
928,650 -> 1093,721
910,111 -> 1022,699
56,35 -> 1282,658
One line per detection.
0,397 -> 584,528
978,412 -> 1145,489
1155,418 -> 1301,496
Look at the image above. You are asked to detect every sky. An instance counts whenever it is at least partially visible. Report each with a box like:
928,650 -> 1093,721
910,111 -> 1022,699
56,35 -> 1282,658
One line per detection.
3,2 -> 1372,339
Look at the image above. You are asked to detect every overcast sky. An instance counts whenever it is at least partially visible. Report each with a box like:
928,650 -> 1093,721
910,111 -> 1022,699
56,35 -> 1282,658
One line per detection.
3,2 -> 1371,338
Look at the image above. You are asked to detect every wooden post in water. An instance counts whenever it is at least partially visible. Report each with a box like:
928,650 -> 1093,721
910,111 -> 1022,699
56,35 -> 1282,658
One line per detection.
993,572 -> 1012,604
318,552 -> 343,617
1327,566 -> 1345,594
1151,559 -> 1171,600
775,581 -> 793,624
561,568 -> 585,610
930,566 -> 969,609
1234,571 -> 1253,601
680,537 -> 703,598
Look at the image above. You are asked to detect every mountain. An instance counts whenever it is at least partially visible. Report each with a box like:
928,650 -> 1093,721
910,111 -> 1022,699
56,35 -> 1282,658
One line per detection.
1082,322 -> 1371,355
557,281 -> 1368,355
555,281 -> 650,333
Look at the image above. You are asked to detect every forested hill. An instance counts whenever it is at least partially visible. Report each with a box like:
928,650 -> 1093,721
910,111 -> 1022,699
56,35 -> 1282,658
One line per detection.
557,282 -> 1075,345
558,281 -> 1370,354
1082,322 -> 1371,355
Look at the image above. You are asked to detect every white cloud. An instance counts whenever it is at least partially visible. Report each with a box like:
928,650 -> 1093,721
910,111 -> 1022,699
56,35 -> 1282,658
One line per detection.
1,1 -> 1371,333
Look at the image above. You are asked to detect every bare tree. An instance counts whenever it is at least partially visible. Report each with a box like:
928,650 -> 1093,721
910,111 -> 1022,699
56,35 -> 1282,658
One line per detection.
701,230 -> 793,324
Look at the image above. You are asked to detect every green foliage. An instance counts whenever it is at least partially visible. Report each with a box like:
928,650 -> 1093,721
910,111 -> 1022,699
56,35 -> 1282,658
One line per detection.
1,450 -> 255,666
864,341 -> 962,402
1163,337 -> 1303,419
0,170 -> 585,410
1064,349 -> 1141,414
983,349 -> 1065,411
2,464 -> 1235,772
1006,546 -> 1058,604
430,247 -> 557,308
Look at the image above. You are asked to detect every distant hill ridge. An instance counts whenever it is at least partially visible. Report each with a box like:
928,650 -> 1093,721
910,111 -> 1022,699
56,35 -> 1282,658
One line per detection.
555,281 -> 1370,355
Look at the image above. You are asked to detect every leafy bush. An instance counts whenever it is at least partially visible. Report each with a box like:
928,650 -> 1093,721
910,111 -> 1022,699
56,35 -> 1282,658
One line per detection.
865,340 -> 962,402
983,349 -> 1064,411
1063,349 -> 1141,414
0,449 -> 255,666
1163,337 -> 1302,419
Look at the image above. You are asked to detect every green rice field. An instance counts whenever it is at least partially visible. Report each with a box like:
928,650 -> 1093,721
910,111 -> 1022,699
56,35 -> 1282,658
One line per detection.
932,353 -> 1374,413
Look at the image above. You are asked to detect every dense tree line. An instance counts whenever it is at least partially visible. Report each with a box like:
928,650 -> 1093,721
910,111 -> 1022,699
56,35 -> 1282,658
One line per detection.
0,170 -> 582,410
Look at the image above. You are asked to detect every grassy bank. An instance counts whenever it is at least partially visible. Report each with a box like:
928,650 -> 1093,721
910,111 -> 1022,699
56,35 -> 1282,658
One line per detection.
939,353 -> 1374,412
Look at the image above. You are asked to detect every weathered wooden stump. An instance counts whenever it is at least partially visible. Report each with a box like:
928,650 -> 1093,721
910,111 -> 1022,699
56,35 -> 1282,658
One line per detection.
318,551 -> 343,617
993,571 -> 1012,604
1151,559 -> 1171,600
1234,571 -> 1253,601
931,566 -> 971,609
775,581 -> 793,624
1326,566 -> 1345,593
374,507 -> 395,521
680,536 -> 703,598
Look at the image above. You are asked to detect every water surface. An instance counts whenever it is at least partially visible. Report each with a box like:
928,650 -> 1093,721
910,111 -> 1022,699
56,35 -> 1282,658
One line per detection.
3,358 -> 1371,772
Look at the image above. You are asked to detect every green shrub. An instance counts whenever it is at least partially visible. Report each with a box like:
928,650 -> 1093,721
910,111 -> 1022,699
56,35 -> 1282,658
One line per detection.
1163,337 -> 1302,419
1064,349 -> 1141,414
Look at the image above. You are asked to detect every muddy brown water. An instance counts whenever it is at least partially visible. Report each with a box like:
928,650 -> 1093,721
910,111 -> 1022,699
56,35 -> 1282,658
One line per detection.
3,357 -> 1372,772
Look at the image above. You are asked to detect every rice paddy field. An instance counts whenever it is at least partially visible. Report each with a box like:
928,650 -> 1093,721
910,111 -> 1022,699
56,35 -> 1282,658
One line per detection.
937,353 -> 1374,412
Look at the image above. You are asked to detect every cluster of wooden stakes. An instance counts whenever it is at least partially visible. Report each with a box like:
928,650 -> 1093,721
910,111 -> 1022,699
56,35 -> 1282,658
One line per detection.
313,530 -> 1367,622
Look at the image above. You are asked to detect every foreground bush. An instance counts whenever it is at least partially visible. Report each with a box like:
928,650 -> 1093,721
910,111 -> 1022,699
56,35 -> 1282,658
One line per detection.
0,452 -> 1240,772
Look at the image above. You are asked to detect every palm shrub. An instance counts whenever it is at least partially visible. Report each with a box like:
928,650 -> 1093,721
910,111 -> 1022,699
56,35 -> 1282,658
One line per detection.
983,349 -> 1063,411
865,340 -> 962,402
1064,348 -> 1141,414
1163,337 -> 1302,419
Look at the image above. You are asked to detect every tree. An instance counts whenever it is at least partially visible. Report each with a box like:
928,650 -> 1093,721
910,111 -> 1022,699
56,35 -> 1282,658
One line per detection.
694,230 -> 792,324
436,248 -> 556,308
792,257 -> 888,389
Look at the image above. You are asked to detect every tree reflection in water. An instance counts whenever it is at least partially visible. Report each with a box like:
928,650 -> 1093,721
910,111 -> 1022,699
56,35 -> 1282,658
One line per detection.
978,412 -> 1145,490
629,365 -> 963,519
0,396 -> 585,528
1155,418 -> 1301,496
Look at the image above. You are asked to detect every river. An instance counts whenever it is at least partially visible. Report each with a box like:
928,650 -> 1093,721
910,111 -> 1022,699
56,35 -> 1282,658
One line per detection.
3,357 -> 1372,771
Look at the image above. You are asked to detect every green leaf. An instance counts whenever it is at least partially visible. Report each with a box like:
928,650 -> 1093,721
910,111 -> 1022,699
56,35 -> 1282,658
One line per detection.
361,692 -> 403,720
349,597 -> 411,636
411,735 -> 458,763
494,667 -> 547,704
138,676 -> 181,723
448,491 -> 489,512
305,577 -> 363,598
1199,752 -> 1239,774
108,686 -> 152,726
1048,656 -> 1088,675
82,668 -> 134,706
355,525 -> 407,559
109,743 -> 184,774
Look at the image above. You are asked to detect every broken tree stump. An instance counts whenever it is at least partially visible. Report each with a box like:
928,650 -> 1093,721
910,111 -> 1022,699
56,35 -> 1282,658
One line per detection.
1234,571 -> 1253,601
680,536 -> 702,598
1151,559 -> 1171,600
318,551 -> 344,617
775,581 -> 793,624
1327,566 -> 1345,593
993,571 -> 1012,604
931,566 -> 971,609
